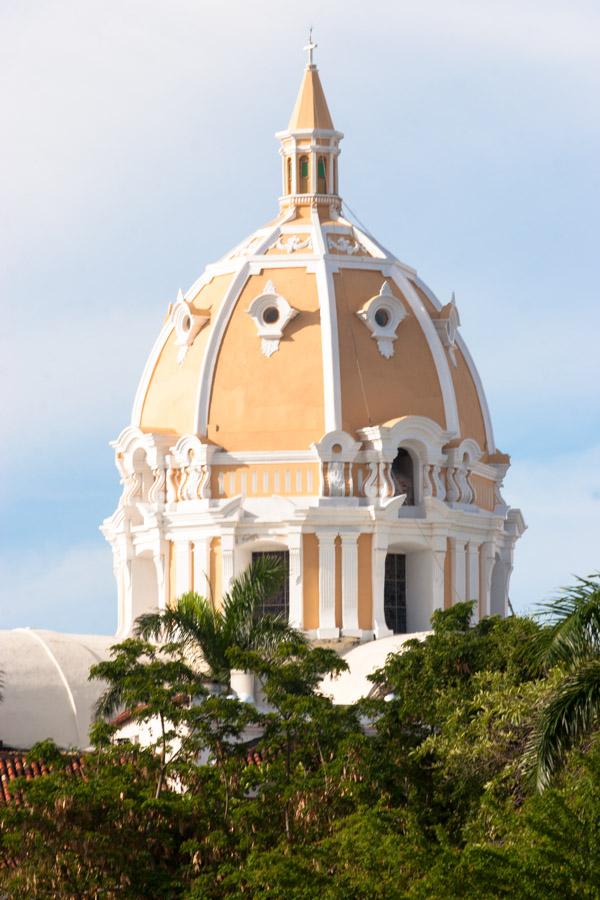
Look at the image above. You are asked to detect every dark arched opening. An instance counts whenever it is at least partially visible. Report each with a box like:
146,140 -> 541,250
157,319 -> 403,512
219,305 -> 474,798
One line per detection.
391,448 -> 415,505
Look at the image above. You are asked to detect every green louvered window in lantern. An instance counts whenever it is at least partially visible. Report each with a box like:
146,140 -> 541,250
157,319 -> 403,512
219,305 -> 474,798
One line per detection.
299,155 -> 309,193
317,156 -> 327,193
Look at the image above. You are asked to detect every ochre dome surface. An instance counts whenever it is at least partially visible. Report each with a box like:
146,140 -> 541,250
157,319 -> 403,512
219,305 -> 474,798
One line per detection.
134,205 -> 494,457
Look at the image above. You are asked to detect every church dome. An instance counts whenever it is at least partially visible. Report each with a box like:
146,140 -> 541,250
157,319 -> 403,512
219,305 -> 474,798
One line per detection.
103,41 -> 523,645
0,630 -> 112,750
132,61 -> 495,459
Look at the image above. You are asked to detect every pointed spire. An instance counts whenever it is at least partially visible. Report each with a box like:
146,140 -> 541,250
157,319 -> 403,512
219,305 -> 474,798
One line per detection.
288,31 -> 334,131
275,36 -> 343,208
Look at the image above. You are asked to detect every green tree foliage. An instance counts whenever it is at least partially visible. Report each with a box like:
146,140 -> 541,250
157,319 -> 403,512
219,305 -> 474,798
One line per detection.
527,574 -> 600,790
2,581 -> 600,897
135,554 -> 305,686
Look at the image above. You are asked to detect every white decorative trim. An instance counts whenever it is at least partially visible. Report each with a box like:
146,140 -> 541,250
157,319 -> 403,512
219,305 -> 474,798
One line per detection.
312,208 -> 343,431
390,268 -> 460,438
246,280 -> 299,357
414,275 -> 496,453
356,280 -> 407,358
433,293 -> 460,367
213,449 -> 315,464
170,288 -> 210,364
195,263 -> 249,436
272,234 -> 312,253
327,234 -> 367,256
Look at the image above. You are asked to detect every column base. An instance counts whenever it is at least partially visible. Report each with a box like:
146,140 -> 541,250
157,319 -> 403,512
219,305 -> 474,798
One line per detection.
373,623 -> 393,639
316,627 -> 341,639
341,627 -> 369,639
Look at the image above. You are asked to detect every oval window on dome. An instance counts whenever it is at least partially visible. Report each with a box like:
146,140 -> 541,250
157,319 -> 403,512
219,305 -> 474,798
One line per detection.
374,307 -> 390,327
262,306 -> 280,325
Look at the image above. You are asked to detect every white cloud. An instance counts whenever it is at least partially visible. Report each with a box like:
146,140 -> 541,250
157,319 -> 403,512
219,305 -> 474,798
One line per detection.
0,541 -> 116,634
504,444 -> 600,614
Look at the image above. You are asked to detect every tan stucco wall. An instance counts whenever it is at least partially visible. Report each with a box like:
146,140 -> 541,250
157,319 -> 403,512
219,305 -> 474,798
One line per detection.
210,463 -> 320,498
357,533 -> 372,630
303,533 -> 319,630
450,348 -> 488,452
140,274 -> 234,435
470,474 -> 495,512
334,269 -> 446,433
207,267 -> 325,450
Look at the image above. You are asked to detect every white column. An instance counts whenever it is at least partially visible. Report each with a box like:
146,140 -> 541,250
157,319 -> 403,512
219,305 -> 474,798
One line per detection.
372,531 -> 392,638
291,138 -> 298,193
341,533 -> 360,636
466,541 -> 480,622
479,542 -> 495,619
153,546 -> 168,611
317,532 -> 338,638
174,540 -> 191,599
310,150 -> 317,194
193,539 -> 210,598
432,538 -> 447,619
221,532 -> 236,595
288,531 -> 303,629
450,538 -> 467,603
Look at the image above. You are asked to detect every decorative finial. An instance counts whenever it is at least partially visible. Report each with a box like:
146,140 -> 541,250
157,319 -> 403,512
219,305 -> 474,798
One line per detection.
304,27 -> 317,67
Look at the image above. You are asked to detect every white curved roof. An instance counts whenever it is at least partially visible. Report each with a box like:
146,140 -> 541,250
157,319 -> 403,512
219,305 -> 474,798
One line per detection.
0,629 -> 113,750
320,632 -> 430,705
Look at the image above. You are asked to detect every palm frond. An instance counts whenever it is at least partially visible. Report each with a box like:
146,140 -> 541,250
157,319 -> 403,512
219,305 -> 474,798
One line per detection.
221,554 -> 285,644
533,574 -> 600,670
249,615 -> 308,657
531,658 -> 600,791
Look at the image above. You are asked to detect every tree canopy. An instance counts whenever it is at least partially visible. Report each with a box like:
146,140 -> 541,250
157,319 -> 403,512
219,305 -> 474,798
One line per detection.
1,577 -> 600,898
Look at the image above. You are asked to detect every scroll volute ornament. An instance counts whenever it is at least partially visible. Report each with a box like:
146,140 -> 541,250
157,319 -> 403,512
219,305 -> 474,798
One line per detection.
356,281 -> 407,358
170,289 -> 210,364
246,280 -> 299,358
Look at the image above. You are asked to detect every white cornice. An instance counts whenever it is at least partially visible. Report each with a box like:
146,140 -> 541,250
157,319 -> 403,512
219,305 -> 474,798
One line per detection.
213,450 -> 316,464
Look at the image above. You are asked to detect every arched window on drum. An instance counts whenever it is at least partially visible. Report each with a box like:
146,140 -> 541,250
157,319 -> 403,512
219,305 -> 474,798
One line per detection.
391,448 -> 415,505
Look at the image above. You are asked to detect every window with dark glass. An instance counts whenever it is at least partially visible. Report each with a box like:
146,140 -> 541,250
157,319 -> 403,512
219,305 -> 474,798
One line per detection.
317,156 -> 327,193
299,155 -> 309,193
384,553 -> 406,633
251,551 -> 289,620
391,448 -> 414,505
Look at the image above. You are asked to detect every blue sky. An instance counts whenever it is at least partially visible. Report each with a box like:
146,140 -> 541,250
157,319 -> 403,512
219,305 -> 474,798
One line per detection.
1,0 -> 599,634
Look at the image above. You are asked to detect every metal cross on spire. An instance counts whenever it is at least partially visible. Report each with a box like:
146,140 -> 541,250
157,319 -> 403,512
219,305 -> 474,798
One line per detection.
304,27 -> 317,67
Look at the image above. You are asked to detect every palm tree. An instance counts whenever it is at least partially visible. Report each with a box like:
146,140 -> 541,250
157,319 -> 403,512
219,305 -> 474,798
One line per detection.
135,553 -> 306,686
530,574 -> 600,791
